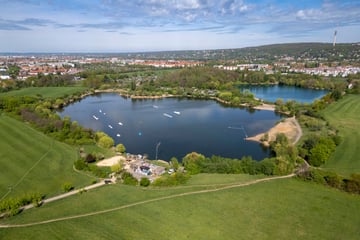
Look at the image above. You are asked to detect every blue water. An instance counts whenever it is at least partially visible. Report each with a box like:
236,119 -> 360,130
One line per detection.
59,93 -> 283,161
240,85 -> 328,103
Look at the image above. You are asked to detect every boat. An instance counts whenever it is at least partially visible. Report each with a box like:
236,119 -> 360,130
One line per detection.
108,125 -> 113,129
163,113 -> 173,118
116,134 -> 121,137
173,111 -> 180,115
153,105 -> 159,109
118,122 -> 123,126
92,115 -> 99,120
99,109 -> 102,113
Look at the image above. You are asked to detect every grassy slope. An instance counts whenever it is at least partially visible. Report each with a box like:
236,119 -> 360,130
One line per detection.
0,87 -> 87,99
0,115 -> 92,200
0,177 -> 359,240
322,95 -> 360,176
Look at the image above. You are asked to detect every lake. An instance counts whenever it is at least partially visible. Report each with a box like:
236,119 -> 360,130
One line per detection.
59,93 -> 283,161
240,85 -> 328,103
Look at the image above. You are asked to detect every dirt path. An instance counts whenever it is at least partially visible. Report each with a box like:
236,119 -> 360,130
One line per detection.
0,173 -> 295,228
21,180 -> 111,211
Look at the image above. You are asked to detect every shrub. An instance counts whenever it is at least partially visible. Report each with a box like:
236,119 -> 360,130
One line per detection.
85,153 -> 96,163
74,159 -> 87,170
122,172 -> 138,185
152,172 -> 190,187
140,177 -> 151,187
61,182 -> 74,192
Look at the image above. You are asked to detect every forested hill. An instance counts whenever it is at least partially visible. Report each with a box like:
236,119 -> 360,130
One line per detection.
124,42 -> 360,62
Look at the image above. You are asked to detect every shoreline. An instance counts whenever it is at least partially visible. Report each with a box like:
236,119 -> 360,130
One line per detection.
245,116 -> 302,146
93,88 -> 276,112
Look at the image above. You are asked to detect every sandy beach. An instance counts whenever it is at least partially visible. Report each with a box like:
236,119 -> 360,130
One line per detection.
96,155 -> 125,167
246,116 -> 302,146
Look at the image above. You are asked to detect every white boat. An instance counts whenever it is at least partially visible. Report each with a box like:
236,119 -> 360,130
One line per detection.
173,111 -> 180,115
153,105 -> 159,109
103,112 -> 106,115
163,113 -> 173,118
116,134 -> 121,137
92,115 -> 99,120
118,122 -> 123,126
108,125 -> 113,129
99,109 -> 102,113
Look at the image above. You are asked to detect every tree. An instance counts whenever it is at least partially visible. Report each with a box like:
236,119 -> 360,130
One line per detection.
97,135 -> 114,148
182,152 -> 205,175
116,143 -> 126,153
61,182 -> 74,192
170,157 -> 179,171
85,153 -> 96,163
111,162 -> 122,173
140,177 -> 151,187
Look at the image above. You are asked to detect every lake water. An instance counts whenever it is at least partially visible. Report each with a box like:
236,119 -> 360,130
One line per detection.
59,93 -> 283,161
240,85 -> 328,103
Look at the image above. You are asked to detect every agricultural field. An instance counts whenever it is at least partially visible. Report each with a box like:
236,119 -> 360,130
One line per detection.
0,177 -> 359,240
0,115 -> 92,200
0,87 -> 88,99
322,94 -> 360,176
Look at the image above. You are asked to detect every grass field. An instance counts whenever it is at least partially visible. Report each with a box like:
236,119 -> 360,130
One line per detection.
322,94 -> 360,176
0,115 -> 92,200
0,87 -> 88,99
0,177 -> 359,240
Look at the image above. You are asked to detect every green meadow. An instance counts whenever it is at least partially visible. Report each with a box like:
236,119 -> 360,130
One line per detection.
0,115 -> 91,200
0,87 -> 87,99
1,177 -> 359,240
322,94 -> 360,176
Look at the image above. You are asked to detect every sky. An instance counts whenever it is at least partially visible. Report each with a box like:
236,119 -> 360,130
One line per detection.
0,0 -> 360,52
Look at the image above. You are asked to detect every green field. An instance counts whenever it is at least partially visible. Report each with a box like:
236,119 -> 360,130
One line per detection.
0,115 -> 92,200
322,95 -> 360,176
1,176 -> 359,240
0,87 -> 88,99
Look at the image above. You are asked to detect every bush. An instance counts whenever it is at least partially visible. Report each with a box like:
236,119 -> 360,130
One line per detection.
85,153 -> 96,163
152,172 -> 190,187
122,172 -> 138,185
140,177 -> 151,187
61,182 -> 74,192
74,159 -> 87,170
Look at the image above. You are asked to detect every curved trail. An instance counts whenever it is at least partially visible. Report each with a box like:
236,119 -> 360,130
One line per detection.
0,173 -> 295,228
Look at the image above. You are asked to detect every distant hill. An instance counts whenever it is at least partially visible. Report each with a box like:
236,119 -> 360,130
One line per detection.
2,42 -> 359,62
124,42 -> 360,62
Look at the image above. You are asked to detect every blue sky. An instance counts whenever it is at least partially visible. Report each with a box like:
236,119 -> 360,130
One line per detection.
0,0 -> 359,52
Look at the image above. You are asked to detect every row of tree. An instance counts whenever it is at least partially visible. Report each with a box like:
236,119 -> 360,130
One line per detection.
298,169 -> 360,194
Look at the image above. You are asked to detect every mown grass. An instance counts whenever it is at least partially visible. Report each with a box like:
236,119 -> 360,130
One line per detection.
0,115 -> 91,200
0,87 -> 88,99
322,94 -> 360,176
0,177 -> 359,240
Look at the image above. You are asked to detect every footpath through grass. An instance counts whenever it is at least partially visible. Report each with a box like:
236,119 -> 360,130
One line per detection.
322,94 -> 360,176
0,115 -> 91,200
0,87 -> 87,99
0,177 -> 359,240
